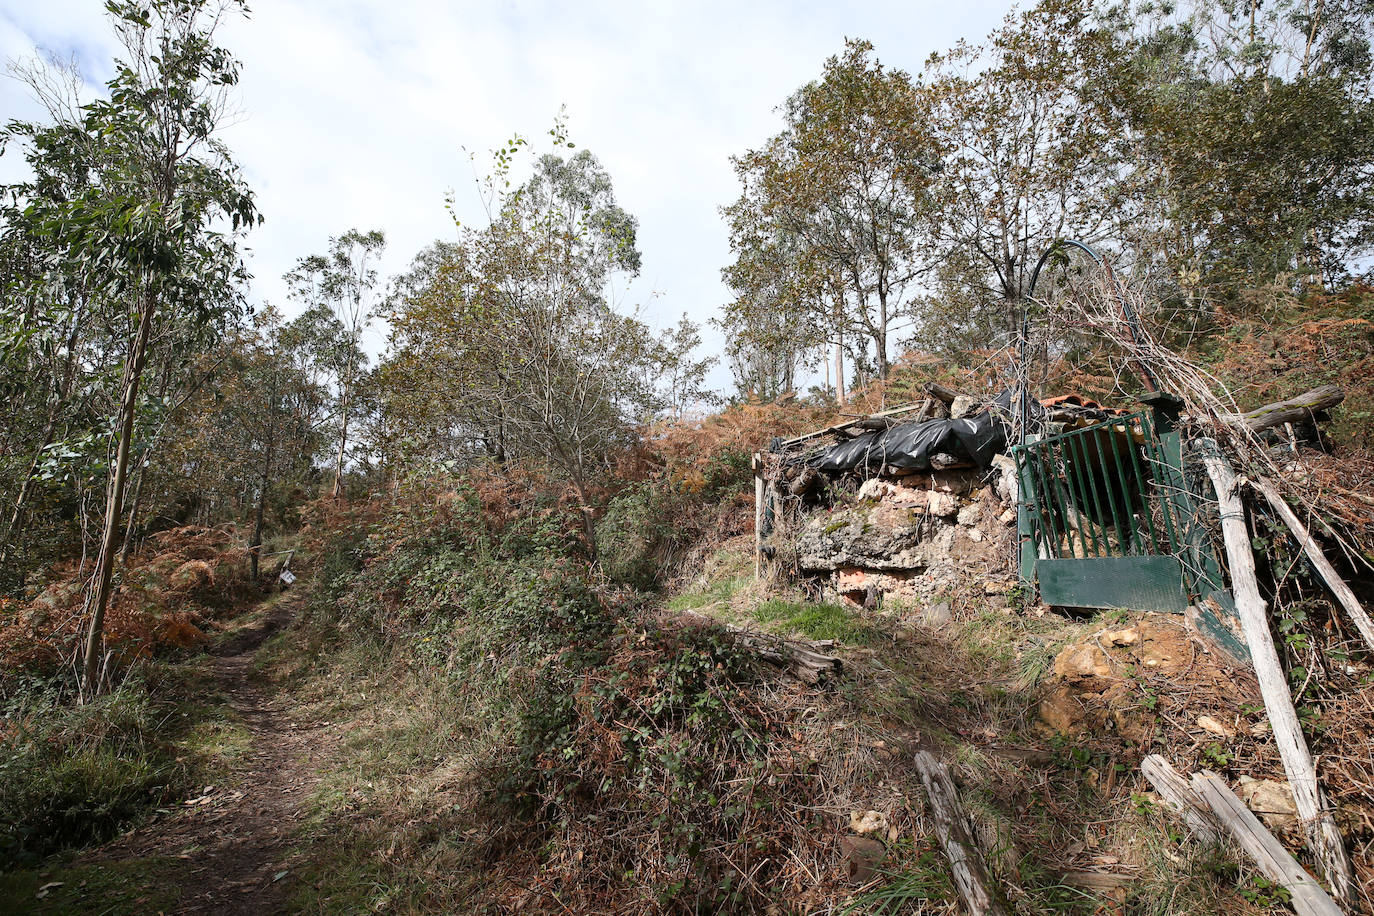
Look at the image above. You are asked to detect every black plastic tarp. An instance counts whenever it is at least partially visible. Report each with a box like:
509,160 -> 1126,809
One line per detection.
806,391 -> 1032,473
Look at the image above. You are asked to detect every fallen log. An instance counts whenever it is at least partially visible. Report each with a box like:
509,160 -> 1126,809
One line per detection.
1233,385 -> 1344,434
924,381 -> 967,406
779,401 -> 928,449
1140,754 -> 1220,843
930,453 -> 977,471
1189,772 -> 1343,916
1253,476 -> 1374,656
1198,441 -> 1357,907
682,610 -> 841,684
912,751 -> 1008,916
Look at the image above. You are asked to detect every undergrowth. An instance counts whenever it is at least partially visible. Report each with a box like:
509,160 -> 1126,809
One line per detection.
280,481 -> 900,912
0,661 -> 240,869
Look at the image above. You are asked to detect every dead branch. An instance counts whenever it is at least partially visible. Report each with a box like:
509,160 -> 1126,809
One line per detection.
1252,476 -> 1374,656
1199,442 -> 1357,907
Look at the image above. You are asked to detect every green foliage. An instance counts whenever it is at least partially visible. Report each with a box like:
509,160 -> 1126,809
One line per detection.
316,489 -> 610,661
751,598 -> 875,644
839,842 -> 955,914
1240,874 -> 1294,908
0,665 -> 228,867
723,38 -> 938,391
596,479 -> 691,590
493,622 -> 783,909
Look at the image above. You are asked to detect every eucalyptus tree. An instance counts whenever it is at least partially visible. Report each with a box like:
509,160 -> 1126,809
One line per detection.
0,0 -> 259,694
727,39 -> 940,380
385,140 -> 677,557
285,229 -> 384,499
715,204 -> 826,399
1100,0 -> 1374,296
657,314 -> 719,420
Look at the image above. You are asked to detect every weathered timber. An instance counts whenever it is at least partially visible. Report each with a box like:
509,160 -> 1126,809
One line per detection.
753,453 -> 764,580
788,466 -> 822,497
1140,754 -> 1221,843
779,401 -> 927,449
1233,385 -> 1344,433
924,381 -> 967,406
930,453 -> 977,471
1189,773 -> 1343,916
682,611 -> 841,684
912,750 -> 1008,916
1254,476 -> 1374,656
1199,441 -> 1357,907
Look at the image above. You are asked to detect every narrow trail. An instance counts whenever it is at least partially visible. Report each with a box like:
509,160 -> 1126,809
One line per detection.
85,594 -> 327,914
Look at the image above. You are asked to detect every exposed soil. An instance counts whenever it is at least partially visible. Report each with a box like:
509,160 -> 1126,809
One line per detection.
83,594 -> 326,914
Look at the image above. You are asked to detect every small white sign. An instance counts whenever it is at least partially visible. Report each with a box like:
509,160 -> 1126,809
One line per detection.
279,568 -> 297,586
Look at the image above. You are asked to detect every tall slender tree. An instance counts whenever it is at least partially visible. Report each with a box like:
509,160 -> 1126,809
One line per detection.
1,0 -> 259,694
286,229 -> 384,499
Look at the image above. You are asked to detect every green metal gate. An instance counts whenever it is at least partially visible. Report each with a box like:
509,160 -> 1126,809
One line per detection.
1012,396 -> 1246,658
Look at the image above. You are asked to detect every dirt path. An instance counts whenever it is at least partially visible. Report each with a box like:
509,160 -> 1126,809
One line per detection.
86,594 -> 326,914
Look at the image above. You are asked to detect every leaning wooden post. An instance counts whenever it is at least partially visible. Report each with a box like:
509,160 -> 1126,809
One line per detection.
753,452 -> 764,580
912,751 -> 1008,916
1198,440 -> 1356,906
1253,476 -> 1374,656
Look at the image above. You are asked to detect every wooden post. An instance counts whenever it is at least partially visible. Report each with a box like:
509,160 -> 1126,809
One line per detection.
912,751 -> 1007,916
1253,476 -> 1374,656
753,452 -> 764,580
1198,441 -> 1356,906
1190,773 -> 1343,916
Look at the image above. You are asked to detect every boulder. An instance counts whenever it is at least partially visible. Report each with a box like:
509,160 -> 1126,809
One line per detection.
922,600 -> 952,627
1053,644 -> 1114,681
796,502 -> 938,572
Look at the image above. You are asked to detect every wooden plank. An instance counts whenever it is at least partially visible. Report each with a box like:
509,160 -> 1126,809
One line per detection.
1198,441 -> 1357,907
1253,476 -> 1374,656
912,751 -> 1008,916
1190,773 -> 1343,916
924,381 -> 967,405
1140,754 -> 1220,843
778,401 -> 927,449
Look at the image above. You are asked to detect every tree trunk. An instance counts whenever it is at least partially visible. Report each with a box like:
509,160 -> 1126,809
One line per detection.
572,478 -> 597,564
332,389 -> 350,500
118,449 -> 150,565
250,421 -> 275,581
82,297 -> 155,697
1,414 -> 58,570
875,288 -> 889,380
834,294 -> 846,406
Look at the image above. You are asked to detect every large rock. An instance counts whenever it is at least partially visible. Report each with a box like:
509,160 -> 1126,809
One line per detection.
796,502 -> 941,572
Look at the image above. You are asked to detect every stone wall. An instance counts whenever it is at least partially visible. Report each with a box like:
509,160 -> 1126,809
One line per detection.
788,465 -> 1016,607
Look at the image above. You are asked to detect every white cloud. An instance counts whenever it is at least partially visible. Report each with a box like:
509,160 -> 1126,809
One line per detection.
0,0 -> 1011,391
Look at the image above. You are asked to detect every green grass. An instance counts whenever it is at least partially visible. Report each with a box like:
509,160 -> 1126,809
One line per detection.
0,660 -> 247,869
839,841 -> 955,915
0,856 -> 187,915
666,575 -> 749,611
750,598 -> 878,645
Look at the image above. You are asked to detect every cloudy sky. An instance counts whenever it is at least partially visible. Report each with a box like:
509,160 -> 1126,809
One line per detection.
1,0 -> 1010,391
